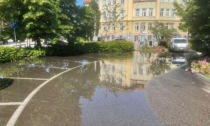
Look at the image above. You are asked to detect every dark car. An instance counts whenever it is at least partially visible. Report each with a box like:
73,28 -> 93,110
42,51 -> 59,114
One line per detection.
0,41 -> 8,45
114,38 -> 126,41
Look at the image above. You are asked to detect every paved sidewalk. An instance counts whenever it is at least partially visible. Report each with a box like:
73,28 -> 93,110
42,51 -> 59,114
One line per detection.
145,66 -> 210,126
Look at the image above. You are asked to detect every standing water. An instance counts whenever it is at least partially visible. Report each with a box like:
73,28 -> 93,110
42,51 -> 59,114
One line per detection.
0,51 -> 187,126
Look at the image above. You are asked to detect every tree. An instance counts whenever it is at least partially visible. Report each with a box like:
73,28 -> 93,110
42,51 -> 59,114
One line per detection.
59,0 -> 95,43
23,0 -> 65,47
0,0 -> 75,47
89,0 -> 101,36
59,0 -> 78,43
100,3 -> 127,41
151,21 -> 177,44
65,6 -> 95,43
0,0 -> 26,42
174,0 -> 210,55
0,0 -> 96,46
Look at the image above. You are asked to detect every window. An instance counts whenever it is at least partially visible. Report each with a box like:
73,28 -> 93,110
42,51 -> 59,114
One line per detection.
120,10 -> 124,19
134,35 -> 139,41
161,0 -> 164,2
112,12 -> 116,18
112,35 -> 115,41
103,0 -> 106,5
103,25 -> 107,31
166,9 -> 170,16
148,35 -> 152,41
172,9 -> 175,17
160,8 -> 164,16
149,8 -> 153,16
138,66 -> 144,75
148,22 -> 152,31
118,65 -> 123,73
107,24 -> 110,31
103,11 -> 106,19
171,24 -> 174,29
166,23 -> 169,29
108,0 -> 111,5
141,22 -> 146,31
121,0 -> 124,4
168,0 -> 170,3
133,66 -> 137,75
135,23 -> 139,30
113,0 -> 116,5
142,8 -> 146,16
120,23 -> 124,30
112,24 -> 115,30
136,8 -> 140,17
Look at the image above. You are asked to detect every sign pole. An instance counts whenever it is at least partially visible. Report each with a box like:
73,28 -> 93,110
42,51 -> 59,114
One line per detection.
14,27 -> 17,45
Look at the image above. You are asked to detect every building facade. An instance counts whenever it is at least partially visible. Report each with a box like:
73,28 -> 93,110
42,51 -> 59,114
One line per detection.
85,0 -> 187,44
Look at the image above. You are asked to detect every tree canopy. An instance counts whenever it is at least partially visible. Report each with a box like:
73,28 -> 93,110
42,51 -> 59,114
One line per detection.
174,0 -> 210,55
151,21 -> 177,44
0,0 -> 96,47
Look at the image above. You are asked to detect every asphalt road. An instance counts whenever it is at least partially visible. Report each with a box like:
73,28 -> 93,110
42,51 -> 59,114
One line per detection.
145,66 -> 210,126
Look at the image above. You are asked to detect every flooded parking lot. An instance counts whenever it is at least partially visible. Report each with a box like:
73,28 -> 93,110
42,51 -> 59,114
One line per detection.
0,51 -> 189,126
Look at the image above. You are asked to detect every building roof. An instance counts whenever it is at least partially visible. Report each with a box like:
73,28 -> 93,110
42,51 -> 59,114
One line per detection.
84,0 -> 92,4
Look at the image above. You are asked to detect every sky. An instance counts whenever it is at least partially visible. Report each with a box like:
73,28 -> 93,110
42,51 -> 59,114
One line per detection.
76,0 -> 83,6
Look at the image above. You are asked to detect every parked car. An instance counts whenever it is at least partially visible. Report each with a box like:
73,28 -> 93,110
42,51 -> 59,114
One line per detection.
169,38 -> 189,52
0,41 -> 8,45
171,53 -> 186,65
114,38 -> 126,41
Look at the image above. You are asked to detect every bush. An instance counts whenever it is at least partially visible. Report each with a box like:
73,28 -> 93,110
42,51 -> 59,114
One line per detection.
159,41 -> 170,48
0,41 -> 134,63
191,57 -> 210,75
45,41 -> 134,56
0,46 -> 45,63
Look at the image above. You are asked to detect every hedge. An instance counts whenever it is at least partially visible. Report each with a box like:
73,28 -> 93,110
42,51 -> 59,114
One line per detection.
45,41 -> 134,56
0,46 -> 45,63
0,41 -> 134,63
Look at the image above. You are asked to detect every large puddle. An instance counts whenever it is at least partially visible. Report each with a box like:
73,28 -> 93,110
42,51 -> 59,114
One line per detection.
0,51 -> 190,126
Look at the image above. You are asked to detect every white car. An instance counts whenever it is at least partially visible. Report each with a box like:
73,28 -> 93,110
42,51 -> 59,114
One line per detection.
170,38 -> 189,52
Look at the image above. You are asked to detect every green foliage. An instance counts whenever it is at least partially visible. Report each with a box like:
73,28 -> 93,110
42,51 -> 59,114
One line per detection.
45,41 -> 134,56
89,0 -> 101,36
151,21 -> 177,43
0,0 -> 96,46
0,46 -> 45,63
159,41 -> 170,48
97,41 -> 134,52
0,41 -> 133,62
174,0 -> 210,56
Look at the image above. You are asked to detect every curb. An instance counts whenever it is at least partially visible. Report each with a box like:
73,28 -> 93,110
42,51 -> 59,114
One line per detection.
194,73 -> 210,83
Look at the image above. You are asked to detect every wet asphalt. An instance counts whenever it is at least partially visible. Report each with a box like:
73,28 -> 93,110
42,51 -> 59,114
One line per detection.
0,52 -> 210,126
145,67 -> 210,126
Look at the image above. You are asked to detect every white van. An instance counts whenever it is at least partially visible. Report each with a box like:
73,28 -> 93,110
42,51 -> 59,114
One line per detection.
169,38 -> 189,52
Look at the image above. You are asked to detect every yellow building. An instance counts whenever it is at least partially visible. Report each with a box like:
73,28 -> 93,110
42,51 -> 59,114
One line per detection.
85,0 -> 187,43
98,52 -> 159,88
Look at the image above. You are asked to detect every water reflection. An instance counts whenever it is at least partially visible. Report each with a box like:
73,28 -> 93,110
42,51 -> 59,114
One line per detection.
0,52 -> 186,88
171,53 -> 187,66
0,78 -> 14,90
0,52 -> 187,125
99,52 -> 175,88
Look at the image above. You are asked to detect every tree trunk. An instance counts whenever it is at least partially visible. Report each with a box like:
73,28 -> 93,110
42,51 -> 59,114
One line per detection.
36,38 -> 41,48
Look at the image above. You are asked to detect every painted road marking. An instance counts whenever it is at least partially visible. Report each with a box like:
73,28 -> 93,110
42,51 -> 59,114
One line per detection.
202,88 -> 210,93
5,77 -> 49,81
6,61 -> 97,126
0,102 -> 22,106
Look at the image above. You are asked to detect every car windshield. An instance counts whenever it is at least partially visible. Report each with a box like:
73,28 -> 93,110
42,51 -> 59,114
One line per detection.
174,39 -> 187,43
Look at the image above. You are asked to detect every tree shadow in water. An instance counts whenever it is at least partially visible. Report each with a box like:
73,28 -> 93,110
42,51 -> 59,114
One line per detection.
0,78 -> 14,90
